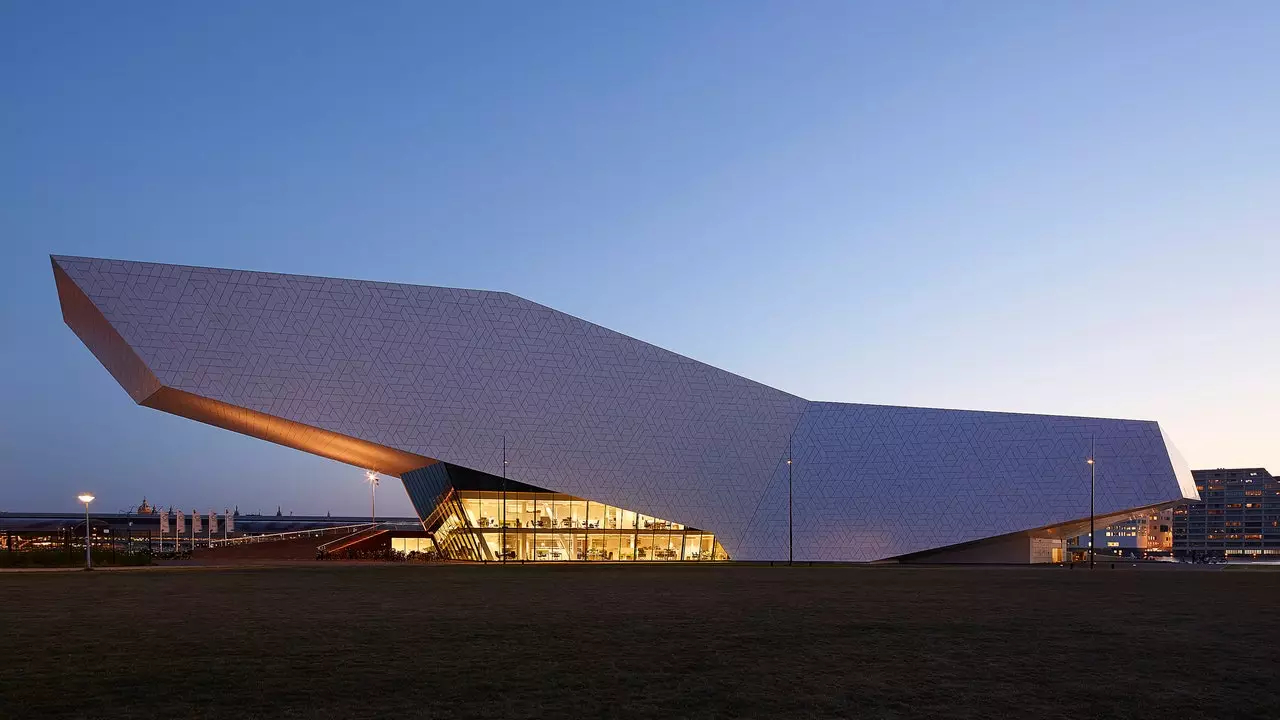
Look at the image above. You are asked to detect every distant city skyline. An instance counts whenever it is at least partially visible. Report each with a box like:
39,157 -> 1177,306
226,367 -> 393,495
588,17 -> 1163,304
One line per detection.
2,3 -> 1277,514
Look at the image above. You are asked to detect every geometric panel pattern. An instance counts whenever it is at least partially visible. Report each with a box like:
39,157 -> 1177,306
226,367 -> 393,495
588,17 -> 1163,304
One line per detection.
51,255 -> 1200,561
736,403 -> 1196,561
50,255 -> 807,552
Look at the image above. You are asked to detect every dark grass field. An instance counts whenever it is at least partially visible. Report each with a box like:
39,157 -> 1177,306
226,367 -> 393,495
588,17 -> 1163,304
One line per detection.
2,564 -> 1278,719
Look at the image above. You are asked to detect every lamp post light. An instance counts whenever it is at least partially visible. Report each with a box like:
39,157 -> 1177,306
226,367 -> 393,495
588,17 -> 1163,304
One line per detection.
1087,437 -> 1096,570
365,471 -> 379,525
77,494 -> 95,570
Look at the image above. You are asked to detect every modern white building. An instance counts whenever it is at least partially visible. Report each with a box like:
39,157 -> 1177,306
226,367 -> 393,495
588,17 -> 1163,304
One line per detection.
52,255 -> 1200,563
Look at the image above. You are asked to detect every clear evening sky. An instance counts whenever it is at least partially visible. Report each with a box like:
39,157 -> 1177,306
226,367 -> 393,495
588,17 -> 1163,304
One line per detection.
1,3 -> 1276,516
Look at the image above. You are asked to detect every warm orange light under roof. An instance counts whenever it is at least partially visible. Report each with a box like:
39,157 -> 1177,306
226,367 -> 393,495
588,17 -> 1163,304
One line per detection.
142,386 -> 434,476
54,257 -> 435,477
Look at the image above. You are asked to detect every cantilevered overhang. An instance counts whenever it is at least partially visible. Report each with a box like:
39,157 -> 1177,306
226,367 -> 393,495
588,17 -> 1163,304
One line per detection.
142,387 -> 433,475
53,258 -> 432,475
53,260 -> 160,403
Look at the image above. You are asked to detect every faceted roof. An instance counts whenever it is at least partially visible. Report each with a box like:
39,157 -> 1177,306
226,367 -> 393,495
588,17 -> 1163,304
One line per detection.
52,255 -> 1198,560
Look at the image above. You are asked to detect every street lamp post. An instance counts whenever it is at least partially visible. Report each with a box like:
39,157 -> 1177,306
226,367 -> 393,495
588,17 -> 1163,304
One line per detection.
77,494 -> 95,570
501,436 -> 508,565
1087,437 -> 1096,570
365,471 -> 379,525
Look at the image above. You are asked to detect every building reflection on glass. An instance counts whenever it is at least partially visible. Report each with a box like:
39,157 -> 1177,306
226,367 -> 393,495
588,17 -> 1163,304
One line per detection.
425,490 -> 728,562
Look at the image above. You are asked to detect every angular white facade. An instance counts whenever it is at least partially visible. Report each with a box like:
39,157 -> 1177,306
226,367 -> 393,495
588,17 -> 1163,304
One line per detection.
52,255 -> 1199,561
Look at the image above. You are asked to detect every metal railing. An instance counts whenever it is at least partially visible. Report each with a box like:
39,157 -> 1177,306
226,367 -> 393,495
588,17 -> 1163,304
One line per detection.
316,523 -> 394,553
207,523 -> 375,549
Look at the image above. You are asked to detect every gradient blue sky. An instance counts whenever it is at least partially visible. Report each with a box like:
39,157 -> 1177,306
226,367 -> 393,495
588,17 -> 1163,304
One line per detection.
2,2 -> 1277,517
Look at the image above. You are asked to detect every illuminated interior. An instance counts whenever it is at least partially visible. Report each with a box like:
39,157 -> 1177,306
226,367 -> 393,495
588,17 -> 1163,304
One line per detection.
416,486 -> 729,562
458,491 -> 728,561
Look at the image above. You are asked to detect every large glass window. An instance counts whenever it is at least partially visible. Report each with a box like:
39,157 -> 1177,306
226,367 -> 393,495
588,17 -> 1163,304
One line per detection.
531,495 -> 547,529
586,533 -> 606,560
636,533 -> 654,560
600,504 -> 618,529
553,497 -> 572,530
444,489 -> 726,562
535,533 -> 572,561
479,493 -> 502,529
682,534 -> 702,560
460,496 -> 480,526
653,533 -> 681,560
713,539 -> 729,560
481,531 -> 527,561
509,493 -> 535,528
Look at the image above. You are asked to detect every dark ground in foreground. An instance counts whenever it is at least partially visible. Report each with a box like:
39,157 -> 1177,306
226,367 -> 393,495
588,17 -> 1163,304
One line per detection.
1,564 -> 1277,719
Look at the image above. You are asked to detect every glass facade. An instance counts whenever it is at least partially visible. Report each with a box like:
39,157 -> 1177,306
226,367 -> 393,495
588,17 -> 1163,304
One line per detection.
422,489 -> 728,562
391,536 -> 431,555
400,462 -> 730,563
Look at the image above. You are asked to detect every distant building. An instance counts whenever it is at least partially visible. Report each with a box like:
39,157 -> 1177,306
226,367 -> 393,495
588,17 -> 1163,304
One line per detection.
1173,468 -> 1280,560
1148,508 -> 1174,551
0,512 -> 419,552
1071,507 -> 1173,558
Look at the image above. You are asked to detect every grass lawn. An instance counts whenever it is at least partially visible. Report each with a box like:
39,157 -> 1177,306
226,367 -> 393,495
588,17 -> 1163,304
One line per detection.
1,563 -> 1277,719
